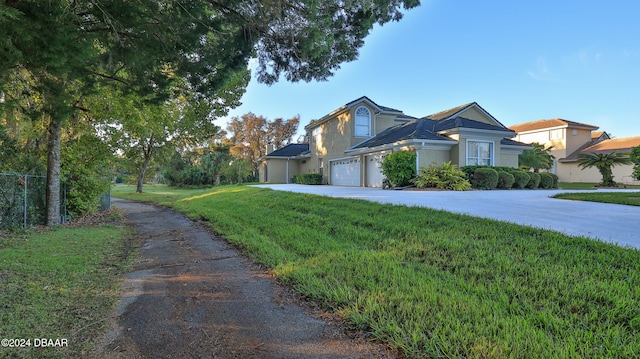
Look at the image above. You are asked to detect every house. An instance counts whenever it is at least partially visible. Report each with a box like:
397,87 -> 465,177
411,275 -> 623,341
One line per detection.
509,119 -> 640,184
259,96 -> 530,187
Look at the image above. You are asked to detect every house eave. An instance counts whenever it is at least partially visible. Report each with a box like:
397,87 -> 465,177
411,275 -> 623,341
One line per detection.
438,127 -> 516,137
345,138 -> 457,155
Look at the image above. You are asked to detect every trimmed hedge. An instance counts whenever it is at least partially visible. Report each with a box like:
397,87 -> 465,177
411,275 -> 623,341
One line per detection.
293,173 -> 323,185
526,172 -> 541,189
511,170 -> 531,189
497,171 -> 515,189
539,172 -> 555,189
471,168 -> 499,189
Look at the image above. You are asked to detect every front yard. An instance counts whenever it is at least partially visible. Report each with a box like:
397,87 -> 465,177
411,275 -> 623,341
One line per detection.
113,184 -> 640,359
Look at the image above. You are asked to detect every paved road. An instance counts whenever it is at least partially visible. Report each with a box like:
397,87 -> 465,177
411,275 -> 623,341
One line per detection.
253,185 -> 640,250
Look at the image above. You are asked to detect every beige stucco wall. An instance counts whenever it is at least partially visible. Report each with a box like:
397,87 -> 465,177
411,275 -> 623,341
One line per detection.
499,150 -> 521,168
416,148 -> 451,169
457,107 -> 494,125
557,162 -> 638,184
261,159 -> 303,183
565,128 -> 593,154
516,130 -> 568,158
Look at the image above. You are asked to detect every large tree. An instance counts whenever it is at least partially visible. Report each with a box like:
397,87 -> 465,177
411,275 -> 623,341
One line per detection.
1,0 -> 420,225
227,113 -> 300,179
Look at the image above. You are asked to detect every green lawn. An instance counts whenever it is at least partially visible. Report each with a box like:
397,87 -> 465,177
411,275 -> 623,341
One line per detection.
113,184 -> 640,359
0,214 -> 133,359
558,182 -> 640,190
554,191 -> 640,206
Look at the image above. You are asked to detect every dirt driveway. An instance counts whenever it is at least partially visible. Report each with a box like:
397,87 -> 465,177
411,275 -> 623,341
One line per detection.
91,198 -> 394,359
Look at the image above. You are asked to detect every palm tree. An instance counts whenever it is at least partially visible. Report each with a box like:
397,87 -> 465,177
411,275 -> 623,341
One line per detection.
519,143 -> 555,172
577,152 -> 631,186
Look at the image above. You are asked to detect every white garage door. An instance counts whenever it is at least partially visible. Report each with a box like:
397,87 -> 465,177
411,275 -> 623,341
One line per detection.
365,153 -> 386,187
330,158 -> 360,186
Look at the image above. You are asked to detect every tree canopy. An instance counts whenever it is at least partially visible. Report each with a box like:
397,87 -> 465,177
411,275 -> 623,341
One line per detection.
1,0 -> 420,225
518,143 -> 554,173
577,152 -> 631,186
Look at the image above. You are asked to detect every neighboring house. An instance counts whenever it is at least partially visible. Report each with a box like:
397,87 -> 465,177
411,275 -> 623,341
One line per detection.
509,119 -> 640,184
259,96 -> 529,187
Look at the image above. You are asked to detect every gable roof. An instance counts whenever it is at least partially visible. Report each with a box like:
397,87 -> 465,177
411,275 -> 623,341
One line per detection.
344,96 -> 403,113
560,136 -> 640,162
509,119 -> 599,133
424,102 -> 476,121
434,116 -> 515,134
265,143 -> 309,158
305,96 -> 403,131
350,101 -> 517,151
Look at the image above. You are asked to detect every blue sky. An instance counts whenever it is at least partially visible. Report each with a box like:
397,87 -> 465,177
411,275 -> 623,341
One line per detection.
223,0 -> 640,140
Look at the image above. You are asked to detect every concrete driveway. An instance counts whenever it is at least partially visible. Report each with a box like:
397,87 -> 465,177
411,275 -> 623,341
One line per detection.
252,184 -> 640,250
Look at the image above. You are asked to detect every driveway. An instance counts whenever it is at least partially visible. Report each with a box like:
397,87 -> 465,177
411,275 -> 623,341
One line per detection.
252,185 -> 640,250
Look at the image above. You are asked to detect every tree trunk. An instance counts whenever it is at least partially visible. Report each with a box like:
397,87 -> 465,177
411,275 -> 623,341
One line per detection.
136,158 -> 150,193
45,119 -> 62,226
136,139 -> 154,193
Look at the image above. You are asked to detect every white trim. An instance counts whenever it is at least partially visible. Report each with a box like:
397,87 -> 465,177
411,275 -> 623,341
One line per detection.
466,139 -> 494,166
345,139 -> 457,155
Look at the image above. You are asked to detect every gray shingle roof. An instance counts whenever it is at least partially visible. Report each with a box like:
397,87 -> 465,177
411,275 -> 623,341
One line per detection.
266,143 -> 309,157
352,119 -> 453,149
500,138 -> 531,147
434,117 -> 515,133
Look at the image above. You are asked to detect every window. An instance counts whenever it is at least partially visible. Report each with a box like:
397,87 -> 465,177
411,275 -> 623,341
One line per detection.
354,106 -> 371,137
550,129 -> 563,140
467,140 -> 493,166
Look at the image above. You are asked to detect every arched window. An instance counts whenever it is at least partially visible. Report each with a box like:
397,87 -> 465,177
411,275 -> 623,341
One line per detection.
354,106 -> 371,137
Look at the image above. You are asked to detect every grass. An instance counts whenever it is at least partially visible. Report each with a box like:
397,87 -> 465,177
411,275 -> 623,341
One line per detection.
553,191 -> 640,206
113,184 -> 640,359
0,212 -> 133,359
558,182 -> 640,190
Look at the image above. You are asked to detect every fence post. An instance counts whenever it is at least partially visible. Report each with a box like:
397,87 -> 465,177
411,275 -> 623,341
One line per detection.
23,174 -> 27,228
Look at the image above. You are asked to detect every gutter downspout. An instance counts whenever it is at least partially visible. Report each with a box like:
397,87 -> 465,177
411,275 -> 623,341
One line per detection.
286,158 -> 290,183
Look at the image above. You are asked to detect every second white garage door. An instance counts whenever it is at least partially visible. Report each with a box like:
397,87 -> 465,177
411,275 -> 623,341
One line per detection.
330,158 -> 360,186
365,153 -> 386,187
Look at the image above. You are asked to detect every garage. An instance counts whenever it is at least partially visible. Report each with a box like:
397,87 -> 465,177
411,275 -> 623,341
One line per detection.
330,157 -> 360,186
365,152 -> 387,187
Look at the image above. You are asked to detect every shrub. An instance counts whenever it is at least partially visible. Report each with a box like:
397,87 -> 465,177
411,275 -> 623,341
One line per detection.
526,172 -> 541,189
510,170 -> 530,189
293,173 -> 323,185
381,151 -> 416,187
471,168 -> 498,189
414,162 -> 471,191
539,172 -> 555,189
460,165 -> 481,180
496,171 -> 515,189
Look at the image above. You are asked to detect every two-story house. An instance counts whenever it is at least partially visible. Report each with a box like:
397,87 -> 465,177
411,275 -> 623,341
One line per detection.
509,119 -> 640,184
259,96 -> 530,187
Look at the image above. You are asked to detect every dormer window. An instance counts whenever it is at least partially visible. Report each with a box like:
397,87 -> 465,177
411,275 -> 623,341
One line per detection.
355,106 -> 371,137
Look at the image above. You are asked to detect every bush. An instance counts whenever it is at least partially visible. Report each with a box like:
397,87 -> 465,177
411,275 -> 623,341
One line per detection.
293,173 -> 323,185
526,172 -> 541,189
496,171 -> 515,189
414,162 -> 471,191
539,172 -> 555,189
381,151 -> 416,187
510,170 -> 530,189
471,168 -> 499,189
